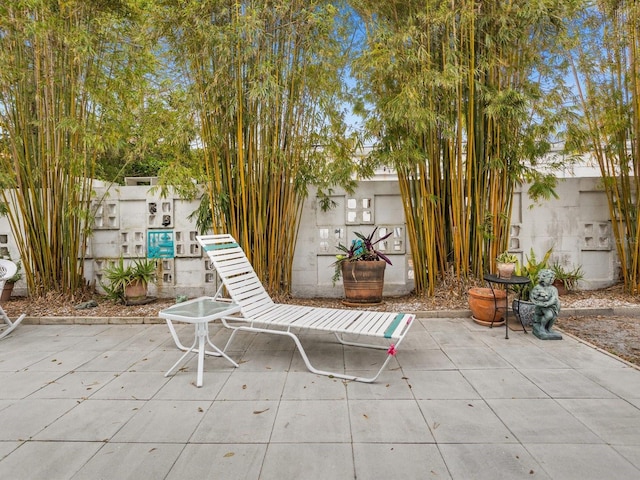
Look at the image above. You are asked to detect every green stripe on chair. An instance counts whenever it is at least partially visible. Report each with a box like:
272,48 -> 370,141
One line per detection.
384,313 -> 405,338
203,242 -> 239,251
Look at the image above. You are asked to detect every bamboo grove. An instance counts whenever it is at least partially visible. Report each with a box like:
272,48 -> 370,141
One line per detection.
3,0 -> 640,299
160,0 -> 360,293
570,1 -> 640,293
0,1 -> 154,296
354,0 -> 576,295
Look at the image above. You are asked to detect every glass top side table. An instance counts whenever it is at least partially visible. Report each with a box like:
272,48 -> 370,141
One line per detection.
483,274 -> 530,339
160,296 -> 240,387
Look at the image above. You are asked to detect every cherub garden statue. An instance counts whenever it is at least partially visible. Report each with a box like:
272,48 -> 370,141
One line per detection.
530,268 -> 562,340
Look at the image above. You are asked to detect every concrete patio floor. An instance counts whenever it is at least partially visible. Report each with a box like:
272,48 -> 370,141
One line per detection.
1,315 -> 639,479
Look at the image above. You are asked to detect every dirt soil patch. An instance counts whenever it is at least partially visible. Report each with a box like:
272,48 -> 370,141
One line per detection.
557,315 -> 640,367
3,283 -> 639,368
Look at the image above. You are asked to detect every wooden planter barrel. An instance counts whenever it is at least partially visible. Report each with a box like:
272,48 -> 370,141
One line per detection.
341,261 -> 386,305
1,282 -> 14,302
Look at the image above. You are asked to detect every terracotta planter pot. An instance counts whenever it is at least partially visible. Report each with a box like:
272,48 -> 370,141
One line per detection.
496,262 -> 516,279
553,279 -> 568,296
468,287 -> 507,324
341,261 -> 386,305
124,279 -> 147,302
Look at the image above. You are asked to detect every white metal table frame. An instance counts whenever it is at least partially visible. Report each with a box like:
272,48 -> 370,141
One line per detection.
160,296 -> 240,387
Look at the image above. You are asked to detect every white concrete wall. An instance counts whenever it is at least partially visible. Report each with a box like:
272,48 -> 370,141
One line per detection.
0,177 -> 617,298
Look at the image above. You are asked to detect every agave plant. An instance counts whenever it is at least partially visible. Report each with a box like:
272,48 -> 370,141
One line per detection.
101,258 -> 156,303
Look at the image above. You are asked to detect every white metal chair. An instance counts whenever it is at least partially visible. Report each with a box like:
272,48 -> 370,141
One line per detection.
196,234 -> 416,383
0,259 -> 26,340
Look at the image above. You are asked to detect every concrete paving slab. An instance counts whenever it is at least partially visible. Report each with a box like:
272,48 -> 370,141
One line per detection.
288,342 -> 346,372
418,398 -> 517,444
397,329 -> 439,349
580,367 -> 640,399
492,344 -> 570,369
0,400 -> 13,414
27,370 -> 118,399
526,443 -> 640,480
349,399 -> 434,443
26,349 -> 102,372
0,441 -> 103,479
461,368 -> 548,399
152,370 -> 231,400
353,443 -> 451,479
614,445 -> 640,470
548,344 -> 631,369
0,398 -> 78,440
439,443 -> 551,480
403,370 -> 482,399
395,346 -> 457,370
344,345 -> 401,372
281,371 -> 347,400
344,368 -> 414,400
73,349 -> 149,372
0,370 -> 64,399
520,368 -> 618,398
125,347 -> 187,373
33,399 -> 141,441
431,329 -> 487,347
271,399 -> 351,443
487,398 -> 603,444
191,400 -> 278,443
0,441 -> 20,461
111,399 -> 212,443
1,321 -> 639,479
441,346 -> 513,369
164,444 -> 266,480
90,371 -> 168,400
216,371 -> 287,400
260,443 -> 353,480
70,443 -> 184,480
237,347 -> 294,372
0,349 -> 59,371
556,398 -> 640,445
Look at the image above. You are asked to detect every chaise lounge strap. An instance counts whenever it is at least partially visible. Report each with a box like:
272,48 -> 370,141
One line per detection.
384,313 -> 407,339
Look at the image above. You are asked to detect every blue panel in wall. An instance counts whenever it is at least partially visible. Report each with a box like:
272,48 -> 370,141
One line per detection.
147,230 -> 174,258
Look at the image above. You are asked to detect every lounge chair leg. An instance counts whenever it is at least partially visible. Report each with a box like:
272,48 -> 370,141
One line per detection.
0,313 -> 26,340
333,332 -> 388,350
222,324 -> 395,383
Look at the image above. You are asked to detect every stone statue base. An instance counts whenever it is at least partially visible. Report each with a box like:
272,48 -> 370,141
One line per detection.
532,320 -> 562,340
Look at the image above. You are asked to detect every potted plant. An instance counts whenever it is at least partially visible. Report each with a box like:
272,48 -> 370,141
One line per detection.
468,286 -> 507,326
512,247 -> 553,326
332,227 -> 393,305
551,262 -> 584,295
102,257 -> 156,304
0,255 -> 22,301
495,251 -> 518,279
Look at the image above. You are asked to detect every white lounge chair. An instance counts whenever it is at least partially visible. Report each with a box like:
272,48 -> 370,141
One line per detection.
0,259 -> 26,340
197,234 -> 415,382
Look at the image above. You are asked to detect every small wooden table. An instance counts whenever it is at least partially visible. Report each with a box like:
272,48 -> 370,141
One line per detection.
160,297 -> 240,387
483,274 -> 530,339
